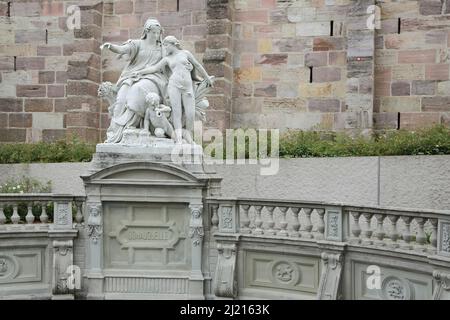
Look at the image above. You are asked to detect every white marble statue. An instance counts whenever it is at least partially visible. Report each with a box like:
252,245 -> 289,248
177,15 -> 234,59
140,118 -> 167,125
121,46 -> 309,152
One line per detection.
99,19 -> 214,145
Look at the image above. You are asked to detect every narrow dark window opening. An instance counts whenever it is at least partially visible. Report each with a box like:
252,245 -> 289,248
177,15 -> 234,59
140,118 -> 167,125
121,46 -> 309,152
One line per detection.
13,56 -> 16,71
176,0 -> 180,11
330,20 -> 334,36
397,112 -> 401,130
7,2 -> 11,17
309,66 -> 313,83
398,18 -> 401,34
45,29 -> 48,44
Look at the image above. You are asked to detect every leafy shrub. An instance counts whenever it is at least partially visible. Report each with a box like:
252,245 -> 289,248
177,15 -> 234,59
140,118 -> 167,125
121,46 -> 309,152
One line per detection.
0,138 -> 95,164
0,176 -> 52,193
279,125 -> 450,158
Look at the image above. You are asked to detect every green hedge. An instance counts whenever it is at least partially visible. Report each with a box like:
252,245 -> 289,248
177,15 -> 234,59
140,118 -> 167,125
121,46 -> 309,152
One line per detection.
279,125 -> 450,158
0,126 -> 449,163
0,138 -> 95,164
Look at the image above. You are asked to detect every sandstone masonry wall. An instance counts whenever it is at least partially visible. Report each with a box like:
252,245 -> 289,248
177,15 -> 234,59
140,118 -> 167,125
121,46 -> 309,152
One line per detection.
0,0 -> 449,143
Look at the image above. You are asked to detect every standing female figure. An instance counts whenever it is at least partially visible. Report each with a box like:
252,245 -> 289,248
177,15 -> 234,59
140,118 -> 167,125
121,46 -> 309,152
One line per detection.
137,36 -> 214,144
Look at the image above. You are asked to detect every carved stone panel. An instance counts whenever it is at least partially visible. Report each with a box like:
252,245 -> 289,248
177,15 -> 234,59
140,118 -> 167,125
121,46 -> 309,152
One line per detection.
325,209 -> 343,241
352,261 -> 432,300
438,220 -> 450,257
218,205 -> 237,233
244,250 -> 320,295
103,202 -> 190,270
0,249 -> 43,285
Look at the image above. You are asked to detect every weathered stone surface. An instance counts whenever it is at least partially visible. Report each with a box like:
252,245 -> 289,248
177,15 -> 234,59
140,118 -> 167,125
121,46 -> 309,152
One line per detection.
411,80 -> 436,95
422,97 -> 450,111
391,81 -> 411,96
308,99 -> 340,112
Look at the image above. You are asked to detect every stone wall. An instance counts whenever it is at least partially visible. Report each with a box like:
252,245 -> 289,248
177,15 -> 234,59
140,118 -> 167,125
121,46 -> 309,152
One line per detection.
231,0 -> 350,130
374,0 -> 450,130
0,0 -> 449,143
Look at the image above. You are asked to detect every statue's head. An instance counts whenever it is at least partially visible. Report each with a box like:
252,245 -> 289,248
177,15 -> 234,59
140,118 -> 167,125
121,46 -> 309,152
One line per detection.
145,92 -> 160,106
98,81 -> 116,97
162,36 -> 181,54
141,18 -> 163,42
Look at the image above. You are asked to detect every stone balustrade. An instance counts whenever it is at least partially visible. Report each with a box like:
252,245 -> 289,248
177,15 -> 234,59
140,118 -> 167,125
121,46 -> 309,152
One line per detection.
0,194 -> 85,231
207,198 -> 450,258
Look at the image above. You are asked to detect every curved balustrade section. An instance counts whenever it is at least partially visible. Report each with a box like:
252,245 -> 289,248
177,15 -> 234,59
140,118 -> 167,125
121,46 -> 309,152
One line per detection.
207,198 -> 450,300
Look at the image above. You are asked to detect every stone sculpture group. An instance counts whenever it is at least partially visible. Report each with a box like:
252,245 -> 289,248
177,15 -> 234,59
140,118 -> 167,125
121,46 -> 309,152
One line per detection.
98,18 -> 214,145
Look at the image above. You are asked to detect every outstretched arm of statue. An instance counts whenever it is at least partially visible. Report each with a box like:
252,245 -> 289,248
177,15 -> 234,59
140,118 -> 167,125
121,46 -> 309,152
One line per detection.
100,42 -> 131,55
139,58 -> 168,76
186,51 -> 214,87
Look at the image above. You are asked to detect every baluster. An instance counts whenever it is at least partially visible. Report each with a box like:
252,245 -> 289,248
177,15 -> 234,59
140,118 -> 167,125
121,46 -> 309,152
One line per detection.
253,206 -> 263,235
75,202 -> 83,226
388,215 -> 400,248
302,208 -> 313,239
374,214 -> 385,246
316,209 -> 325,240
289,207 -> 301,238
211,204 -> 219,232
11,203 -> 20,224
40,202 -> 49,223
414,217 -> 426,251
430,219 -> 438,251
362,213 -> 373,245
26,203 -> 35,224
265,206 -> 276,235
278,207 -> 288,237
350,211 -> 362,244
401,216 -> 413,250
0,203 -> 5,225
240,205 -> 251,234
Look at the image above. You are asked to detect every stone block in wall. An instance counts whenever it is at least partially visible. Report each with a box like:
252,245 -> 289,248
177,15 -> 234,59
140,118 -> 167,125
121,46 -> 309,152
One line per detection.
16,85 -> 46,98
38,71 -> 55,84
412,80 -> 436,95
400,112 -> 441,129
9,113 -> 32,128
32,112 -> 64,130
48,85 -> 65,98
398,49 -> 436,64
66,81 -> 98,97
373,112 -> 398,129
24,99 -> 53,113
305,52 -> 328,67
422,97 -> 450,112
313,67 -> 342,82
392,64 -> 425,80
391,81 -> 411,96
425,64 -> 450,81
16,57 -> 45,70
42,129 -> 66,142
0,128 -> 26,142
308,99 -> 340,113
0,98 -> 23,113
313,37 -> 346,51
67,127 -> 99,142
380,97 -> 421,113
419,0 -> 443,15
296,22 -> 331,37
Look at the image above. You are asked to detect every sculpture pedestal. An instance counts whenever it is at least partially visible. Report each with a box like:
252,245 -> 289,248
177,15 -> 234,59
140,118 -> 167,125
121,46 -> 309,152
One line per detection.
82,141 -> 221,300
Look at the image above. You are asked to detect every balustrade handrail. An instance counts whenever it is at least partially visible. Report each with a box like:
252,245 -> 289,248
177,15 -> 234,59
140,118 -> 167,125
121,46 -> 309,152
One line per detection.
0,193 -> 86,228
206,197 -> 450,219
207,197 -> 450,258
